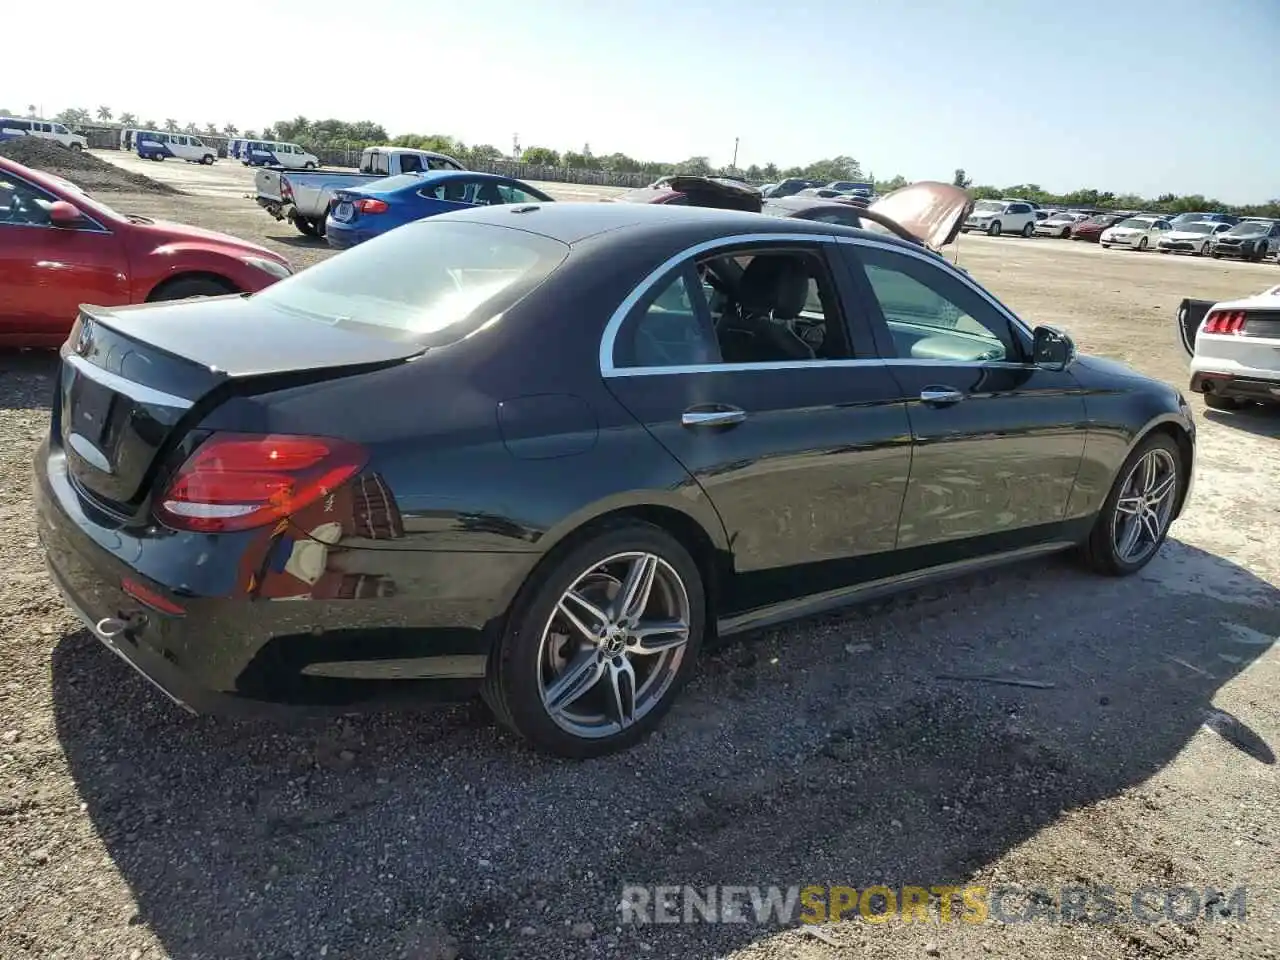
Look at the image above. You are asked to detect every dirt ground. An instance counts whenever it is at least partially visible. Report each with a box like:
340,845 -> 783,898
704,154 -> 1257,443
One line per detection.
0,152 -> 1277,960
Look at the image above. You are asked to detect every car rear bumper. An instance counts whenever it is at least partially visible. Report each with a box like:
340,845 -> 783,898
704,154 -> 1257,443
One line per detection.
1189,371 -> 1280,402
255,196 -> 288,221
324,222 -> 371,249
34,442 -> 520,717
1070,232 -> 1102,242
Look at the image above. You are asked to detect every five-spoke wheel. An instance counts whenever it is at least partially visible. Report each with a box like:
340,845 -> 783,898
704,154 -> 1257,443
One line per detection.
483,522 -> 705,757
1080,433 -> 1183,575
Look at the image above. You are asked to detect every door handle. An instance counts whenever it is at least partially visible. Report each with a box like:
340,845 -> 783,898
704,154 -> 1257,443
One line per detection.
682,406 -> 747,428
920,386 -> 966,405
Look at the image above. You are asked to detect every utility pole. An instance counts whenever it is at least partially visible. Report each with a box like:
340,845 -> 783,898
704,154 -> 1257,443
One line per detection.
512,133 -> 520,159
731,137 -> 739,170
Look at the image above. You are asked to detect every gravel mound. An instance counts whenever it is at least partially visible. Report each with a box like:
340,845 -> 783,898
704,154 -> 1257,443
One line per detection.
0,138 -> 180,195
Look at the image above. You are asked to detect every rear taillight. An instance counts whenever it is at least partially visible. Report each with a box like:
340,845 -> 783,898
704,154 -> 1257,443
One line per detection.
355,198 -> 388,214
1203,310 -> 1246,335
156,433 -> 367,533
280,176 -> 294,202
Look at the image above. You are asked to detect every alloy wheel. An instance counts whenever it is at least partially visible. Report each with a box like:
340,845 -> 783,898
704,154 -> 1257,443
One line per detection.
1111,448 -> 1178,565
537,551 -> 691,739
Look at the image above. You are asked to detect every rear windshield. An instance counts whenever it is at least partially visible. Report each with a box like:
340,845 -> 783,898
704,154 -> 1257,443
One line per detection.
251,220 -> 569,342
1178,223 -> 1215,234
1117,218 -> 1152,229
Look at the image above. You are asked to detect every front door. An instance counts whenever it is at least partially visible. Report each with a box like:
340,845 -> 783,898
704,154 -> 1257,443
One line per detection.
0,174 -> 129,346
838,239 -> 1087,553
602,238 -> 915,614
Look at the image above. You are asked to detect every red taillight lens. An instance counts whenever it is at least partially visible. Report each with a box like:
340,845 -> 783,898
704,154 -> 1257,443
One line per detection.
1203,310 -> 1246,335
355,198 -> 388,214
280,176 -> 294,202
156,433 -> 367,533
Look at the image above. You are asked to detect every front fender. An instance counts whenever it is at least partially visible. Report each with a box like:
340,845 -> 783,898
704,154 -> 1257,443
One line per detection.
133,245 -> 282,298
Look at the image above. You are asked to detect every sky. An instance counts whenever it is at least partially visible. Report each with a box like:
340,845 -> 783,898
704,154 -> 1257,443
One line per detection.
5,0 -> 1279,202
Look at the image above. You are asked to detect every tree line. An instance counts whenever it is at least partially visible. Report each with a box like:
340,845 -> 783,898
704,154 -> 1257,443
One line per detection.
11,107 -> 1277,219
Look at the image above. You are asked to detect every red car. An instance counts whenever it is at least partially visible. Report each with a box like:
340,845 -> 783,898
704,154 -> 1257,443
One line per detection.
1069,213 -> 1127,243
0,157 -> 293,347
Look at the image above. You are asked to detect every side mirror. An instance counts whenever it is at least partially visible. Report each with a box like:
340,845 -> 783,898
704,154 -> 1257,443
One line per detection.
48,201 -> 83,227
1033,325 -> 1075,371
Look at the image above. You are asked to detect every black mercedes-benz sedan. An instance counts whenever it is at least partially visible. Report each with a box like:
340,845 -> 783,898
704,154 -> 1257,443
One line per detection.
35,198 -> 1196,757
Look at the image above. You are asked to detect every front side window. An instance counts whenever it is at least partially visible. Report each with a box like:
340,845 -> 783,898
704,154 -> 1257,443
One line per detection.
54,124 -> 68,134
0,176 -> 54,226
852,245 -> 1018,364
614,246 -> 849,369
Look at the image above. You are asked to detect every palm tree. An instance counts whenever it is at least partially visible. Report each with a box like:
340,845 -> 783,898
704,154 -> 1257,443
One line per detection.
223,122 -> 239,137
119,112 -> 137,126
184,122 -> 199,135
205,123 -> 218,136
142,120 -> 157,130
163,118 -> 178,132
26,104 -> 36,118
97,106 -> 113,122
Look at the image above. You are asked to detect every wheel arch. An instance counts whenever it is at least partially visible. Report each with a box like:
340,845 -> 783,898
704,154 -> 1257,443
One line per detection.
1126,415 -> 1195,519
491,497 -> 732,648
145,271 -> 240,301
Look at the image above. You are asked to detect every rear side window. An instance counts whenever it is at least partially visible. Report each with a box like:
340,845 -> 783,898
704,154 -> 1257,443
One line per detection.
252,220 -> 569,343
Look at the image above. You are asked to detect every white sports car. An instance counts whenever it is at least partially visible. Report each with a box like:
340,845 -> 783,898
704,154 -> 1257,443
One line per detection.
1178,285 -> 1280,411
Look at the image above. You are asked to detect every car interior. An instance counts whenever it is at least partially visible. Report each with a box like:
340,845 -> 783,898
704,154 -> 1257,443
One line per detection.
0,179 -> 52,225
621,247 -> 1018,369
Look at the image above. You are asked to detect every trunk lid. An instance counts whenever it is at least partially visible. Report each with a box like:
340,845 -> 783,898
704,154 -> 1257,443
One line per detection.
866,181 -> 974,249
57,297 -> 423,509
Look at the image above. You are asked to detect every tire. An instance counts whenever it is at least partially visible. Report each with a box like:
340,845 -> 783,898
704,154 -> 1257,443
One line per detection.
304,161 -> 317,170
1198,243 -> 1210,257
70,143 -> 83,151
148,276 -> 235,302
1203,393 -> 1243,411
1254,243 -> 1268,263
202,154 -> 215,165
1061,227 -> 1071,239
987,220 -> 1002,237
482,521 -> 706,758
1021,221 -> 1035,238
1159,249 -> 1169,254
1211,250 -> 1221,259
1137,236 -> 1148,251
293,216 -> 322,238
1077,432 -> 1183,576
1101,243 -> 1111,248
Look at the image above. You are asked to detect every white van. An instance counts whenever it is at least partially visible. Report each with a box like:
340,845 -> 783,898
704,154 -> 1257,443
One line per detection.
244,141 -> 320,169
135,130 -> 217,164
0,117 -> 88,150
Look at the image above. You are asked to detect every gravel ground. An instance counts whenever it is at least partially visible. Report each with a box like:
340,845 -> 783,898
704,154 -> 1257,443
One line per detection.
1,154 -> 1277,960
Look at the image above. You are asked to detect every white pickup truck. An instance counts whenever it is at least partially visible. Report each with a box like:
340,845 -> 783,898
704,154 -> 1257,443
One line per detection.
255,146 -> 466,237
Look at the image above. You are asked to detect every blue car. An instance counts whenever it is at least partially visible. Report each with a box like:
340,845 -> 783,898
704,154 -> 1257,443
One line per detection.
325,171 -> 555,249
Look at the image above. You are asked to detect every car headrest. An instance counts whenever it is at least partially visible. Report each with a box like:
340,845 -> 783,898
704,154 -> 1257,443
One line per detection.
772,260 -> 811,320
739,255 -> 811,319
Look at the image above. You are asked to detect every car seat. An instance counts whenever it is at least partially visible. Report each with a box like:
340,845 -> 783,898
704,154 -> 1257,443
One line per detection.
719,256 -> 816,363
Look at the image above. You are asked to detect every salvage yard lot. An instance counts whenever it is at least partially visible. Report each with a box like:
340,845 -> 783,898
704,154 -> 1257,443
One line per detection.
0,152 -> 1277,960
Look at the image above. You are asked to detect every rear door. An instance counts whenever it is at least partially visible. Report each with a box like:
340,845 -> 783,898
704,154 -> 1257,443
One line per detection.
837,237 -> 1088,553
0,173 -> 129,345
601,235 -> 915,614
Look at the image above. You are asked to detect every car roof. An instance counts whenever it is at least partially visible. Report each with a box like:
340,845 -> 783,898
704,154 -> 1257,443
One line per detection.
439,200 -> 917,248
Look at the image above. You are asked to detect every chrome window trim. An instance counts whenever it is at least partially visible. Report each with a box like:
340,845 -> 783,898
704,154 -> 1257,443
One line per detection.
597,231 -> 1037,379
598,231 -> 839,376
